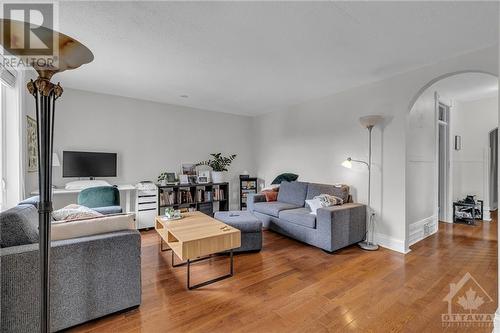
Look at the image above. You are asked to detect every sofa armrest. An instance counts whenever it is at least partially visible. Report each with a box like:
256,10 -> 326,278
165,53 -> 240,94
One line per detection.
246,193 -> 266,212
316,203 -> 366,252
1,230 -> 141,332
93,205 -> 123,215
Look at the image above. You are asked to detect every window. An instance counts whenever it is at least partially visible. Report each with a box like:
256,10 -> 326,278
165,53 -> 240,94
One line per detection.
0,58 -> 19,211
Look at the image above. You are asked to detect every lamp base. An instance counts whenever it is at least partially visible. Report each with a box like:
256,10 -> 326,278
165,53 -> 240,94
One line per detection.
358,241 -> 379,251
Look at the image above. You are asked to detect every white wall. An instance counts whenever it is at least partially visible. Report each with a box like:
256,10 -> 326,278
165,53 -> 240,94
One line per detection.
3,81 -> 22,209
407,88 -> 437,232
253,45 -> 498,253
451,96 -> 498,208
19,46 -> 498,253
406,79 -> 498,246
24,88 -> 255,210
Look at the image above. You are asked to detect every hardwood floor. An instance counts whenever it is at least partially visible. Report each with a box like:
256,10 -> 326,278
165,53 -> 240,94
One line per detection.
69,217 -> 497,333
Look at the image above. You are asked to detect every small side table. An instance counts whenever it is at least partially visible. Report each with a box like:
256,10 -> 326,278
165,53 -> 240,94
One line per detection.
453,200 -> 483,225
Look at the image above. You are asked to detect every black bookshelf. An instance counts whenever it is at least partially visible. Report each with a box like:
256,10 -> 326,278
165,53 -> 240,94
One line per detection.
239,177 -> 258,210
157,182 -> 229,217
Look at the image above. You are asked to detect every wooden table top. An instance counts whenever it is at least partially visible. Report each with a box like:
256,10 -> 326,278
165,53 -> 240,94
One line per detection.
155,211 -> 241,260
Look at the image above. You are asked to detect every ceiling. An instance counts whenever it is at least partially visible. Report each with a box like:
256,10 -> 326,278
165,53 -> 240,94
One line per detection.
433,73 -> 498,104
54,1 -> 499,116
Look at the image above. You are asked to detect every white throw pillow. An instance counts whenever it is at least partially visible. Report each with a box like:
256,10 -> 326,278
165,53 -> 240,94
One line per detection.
52,204 -> 103,221
305,198 -> 323,215
51,214 -> 135,240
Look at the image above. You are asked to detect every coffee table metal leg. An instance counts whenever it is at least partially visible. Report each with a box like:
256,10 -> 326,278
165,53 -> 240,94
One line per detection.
187,259 -> 191,289
187,249 -> 234,290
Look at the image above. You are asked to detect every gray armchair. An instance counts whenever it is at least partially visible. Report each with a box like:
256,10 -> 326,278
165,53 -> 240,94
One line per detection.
0,204 -> 141,332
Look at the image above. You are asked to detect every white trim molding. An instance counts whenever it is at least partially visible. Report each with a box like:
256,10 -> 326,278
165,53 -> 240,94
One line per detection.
494,308 -> 500,333
483,206 -> 492,221
408,214 -> 439,246
374,233 -> 408,254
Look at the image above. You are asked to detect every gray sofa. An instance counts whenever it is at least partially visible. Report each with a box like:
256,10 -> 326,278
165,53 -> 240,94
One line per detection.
247,181 -> 366,252
0,204 -> 141,332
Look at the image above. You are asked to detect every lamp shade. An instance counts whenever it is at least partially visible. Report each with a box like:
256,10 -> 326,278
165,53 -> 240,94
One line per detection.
359,115 -> 383,129
0,19 -> 94,79
342,158 -> 352,169
52,153 -> 61,167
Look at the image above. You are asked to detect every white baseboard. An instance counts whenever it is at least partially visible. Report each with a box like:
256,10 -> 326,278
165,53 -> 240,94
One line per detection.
373,233 -> 408,254
483,207 -> 492,221
408,215 -> 438,246
494,308 -> 500,333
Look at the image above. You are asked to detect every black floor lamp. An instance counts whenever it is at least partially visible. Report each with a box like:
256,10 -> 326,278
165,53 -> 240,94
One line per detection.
0,19 -> 93,332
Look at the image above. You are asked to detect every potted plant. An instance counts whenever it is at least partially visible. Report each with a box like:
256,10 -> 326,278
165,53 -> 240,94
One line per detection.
157,172 -> 168,186
197,153 -> 237,183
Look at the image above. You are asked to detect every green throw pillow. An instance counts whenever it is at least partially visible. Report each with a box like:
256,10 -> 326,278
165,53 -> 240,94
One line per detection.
271,173 -> 299,185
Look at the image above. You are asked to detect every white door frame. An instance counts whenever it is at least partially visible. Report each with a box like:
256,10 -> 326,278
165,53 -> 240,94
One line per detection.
435,92 -> 453,223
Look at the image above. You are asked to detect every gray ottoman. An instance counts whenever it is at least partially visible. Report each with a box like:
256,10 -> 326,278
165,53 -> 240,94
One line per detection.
214,211 -> 263,252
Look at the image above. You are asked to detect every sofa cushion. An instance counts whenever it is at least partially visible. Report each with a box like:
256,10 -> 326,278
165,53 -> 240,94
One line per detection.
51,214 -> 135,241
306,183 -> 350,203
0,204 -> 39,248
277,181 -> 308,207
279,208 -> 316,229
93,206 -> 123,215
18,195 -> 39,208
253,201 -> 299,217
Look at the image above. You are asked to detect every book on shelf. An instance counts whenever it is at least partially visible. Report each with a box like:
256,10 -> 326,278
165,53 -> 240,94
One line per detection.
196,189 -> 205,203
177,189 -> 193,204
241,180 -> 256,190
160,190 -> 176,206
213,188 -> 225,201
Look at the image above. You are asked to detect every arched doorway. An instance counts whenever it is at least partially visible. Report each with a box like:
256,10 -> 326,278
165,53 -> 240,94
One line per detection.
406,71 -> 498,249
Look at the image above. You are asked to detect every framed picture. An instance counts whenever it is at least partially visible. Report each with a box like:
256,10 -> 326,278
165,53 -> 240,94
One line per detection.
188,175 -> 198,184
166,172 -> 177,183
181,163 -> 197,175
26,115 -> 38,172
179,174 -> 189,184
197,176 -> 209,184
198,170 -> 211,183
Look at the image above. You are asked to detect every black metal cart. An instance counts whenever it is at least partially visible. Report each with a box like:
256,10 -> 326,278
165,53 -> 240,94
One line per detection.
453,199 -> 483,225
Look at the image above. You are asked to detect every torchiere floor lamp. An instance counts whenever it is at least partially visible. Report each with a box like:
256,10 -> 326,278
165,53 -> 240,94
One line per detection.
0,19 -> 93,332
342,115 -> 383,251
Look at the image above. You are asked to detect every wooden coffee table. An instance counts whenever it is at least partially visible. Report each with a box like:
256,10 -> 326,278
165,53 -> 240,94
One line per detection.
155,211 -> 241,289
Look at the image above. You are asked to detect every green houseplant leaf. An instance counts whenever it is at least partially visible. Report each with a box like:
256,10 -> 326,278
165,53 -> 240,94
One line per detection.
197,153 -> 237,172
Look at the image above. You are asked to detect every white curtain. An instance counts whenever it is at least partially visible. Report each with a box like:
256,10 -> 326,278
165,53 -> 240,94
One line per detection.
17,68 -> 26,200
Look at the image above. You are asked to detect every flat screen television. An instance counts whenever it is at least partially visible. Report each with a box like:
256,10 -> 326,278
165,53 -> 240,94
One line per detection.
63,151 -> 117,178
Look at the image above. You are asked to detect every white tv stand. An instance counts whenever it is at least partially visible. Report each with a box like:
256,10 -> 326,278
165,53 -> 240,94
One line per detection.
64,180 -> 112,190
31,184 -> 136,213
